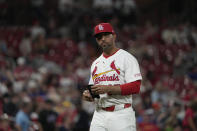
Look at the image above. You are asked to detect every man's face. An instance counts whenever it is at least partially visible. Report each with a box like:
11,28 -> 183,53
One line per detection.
95,32 -> 116,51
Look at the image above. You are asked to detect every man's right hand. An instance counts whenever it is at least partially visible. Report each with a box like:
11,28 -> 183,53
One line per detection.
82,90 -> 94,102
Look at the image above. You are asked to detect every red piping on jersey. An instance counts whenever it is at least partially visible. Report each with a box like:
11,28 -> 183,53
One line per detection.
103,49 -> 120,58
120,80 -> 141,95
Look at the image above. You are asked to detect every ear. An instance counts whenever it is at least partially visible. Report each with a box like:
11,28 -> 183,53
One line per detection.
113,34 -> 116,42
96,38 -> 99,43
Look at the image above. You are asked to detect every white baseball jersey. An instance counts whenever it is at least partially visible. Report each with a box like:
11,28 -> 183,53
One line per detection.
89,49 -> 142,108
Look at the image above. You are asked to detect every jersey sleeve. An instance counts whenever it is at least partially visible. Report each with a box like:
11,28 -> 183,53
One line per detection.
124,54 -> 142,83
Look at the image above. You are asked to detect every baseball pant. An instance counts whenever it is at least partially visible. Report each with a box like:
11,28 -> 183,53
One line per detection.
90,107 -> 136,131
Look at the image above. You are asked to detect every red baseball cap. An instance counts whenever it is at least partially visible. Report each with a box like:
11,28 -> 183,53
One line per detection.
94,23 -> 115,36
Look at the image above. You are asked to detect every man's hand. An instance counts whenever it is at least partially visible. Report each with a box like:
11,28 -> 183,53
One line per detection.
91,85 -> 121,95
82,90 -> 94,102
91,85 -> 109,94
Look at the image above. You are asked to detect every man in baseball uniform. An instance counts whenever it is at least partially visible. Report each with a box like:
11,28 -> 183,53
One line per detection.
83,23 -> 142,131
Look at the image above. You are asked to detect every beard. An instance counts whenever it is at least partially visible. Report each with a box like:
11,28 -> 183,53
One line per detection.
101,42 -> 112,51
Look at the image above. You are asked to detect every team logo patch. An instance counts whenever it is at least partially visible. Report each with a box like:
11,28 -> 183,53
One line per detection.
98,25 -> 104,30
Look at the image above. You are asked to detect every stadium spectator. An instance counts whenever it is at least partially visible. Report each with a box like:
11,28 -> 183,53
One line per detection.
183,100 -> 197,131
2,93 -> 18,117
19,32 -> 32,56
38,99 -> 58,131
15,101 -> 32,131
0,114 -> 12,131
31,20 -> 46,40
72,100 -> 90,131
29,112 -> 43,131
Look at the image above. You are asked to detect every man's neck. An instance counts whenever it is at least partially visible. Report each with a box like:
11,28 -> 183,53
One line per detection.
103,47 -> 119,56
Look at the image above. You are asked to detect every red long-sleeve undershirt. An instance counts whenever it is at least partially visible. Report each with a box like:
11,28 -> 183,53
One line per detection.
120,80 -> 141,95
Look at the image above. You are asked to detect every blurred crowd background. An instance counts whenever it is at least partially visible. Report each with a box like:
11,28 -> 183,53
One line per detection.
0,0 -> 197,131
